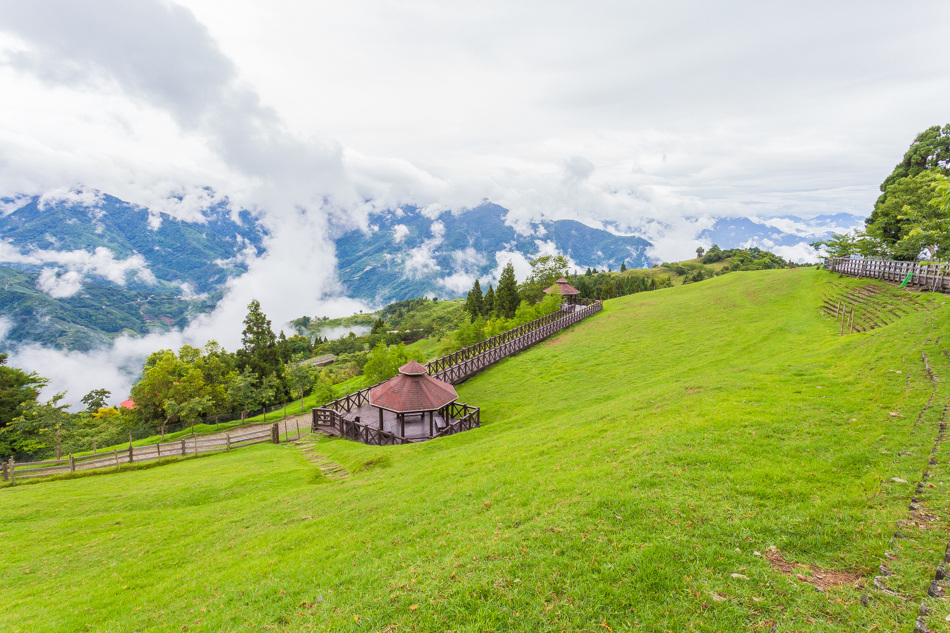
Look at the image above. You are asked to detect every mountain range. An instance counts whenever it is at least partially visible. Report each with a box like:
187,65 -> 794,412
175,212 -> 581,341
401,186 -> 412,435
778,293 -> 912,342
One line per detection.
0,187 -> 865,351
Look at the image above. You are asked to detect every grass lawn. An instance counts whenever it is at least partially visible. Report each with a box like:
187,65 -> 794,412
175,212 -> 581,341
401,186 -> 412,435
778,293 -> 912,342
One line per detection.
3,268 -> 950,631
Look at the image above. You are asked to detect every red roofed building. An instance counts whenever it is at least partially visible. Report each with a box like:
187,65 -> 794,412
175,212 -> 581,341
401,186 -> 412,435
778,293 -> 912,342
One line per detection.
118,398 -> 136,410
368,360 -> 459,436
543,277 -> 582,304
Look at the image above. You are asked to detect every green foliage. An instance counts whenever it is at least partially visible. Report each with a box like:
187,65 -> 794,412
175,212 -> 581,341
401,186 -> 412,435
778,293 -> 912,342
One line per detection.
464,279 -> 484,318
226,367 -> 274,423
494,262 -> 520,318
80,389 -> 111,413
878,124 -> 950,202
362,343 -> 426,385
895,172 -> 950,260
866,170 -> 945,259
700,244 -> 725,263
239,299 -> 280,379
0,353 -> 46,452
6,392 -> 71,457
483,283 -> 495,316
131,343 -> 234,437
518,254 -> 570,304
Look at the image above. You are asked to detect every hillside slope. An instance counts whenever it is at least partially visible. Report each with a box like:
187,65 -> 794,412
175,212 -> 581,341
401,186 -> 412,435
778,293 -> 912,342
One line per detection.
3,268 -> 950,631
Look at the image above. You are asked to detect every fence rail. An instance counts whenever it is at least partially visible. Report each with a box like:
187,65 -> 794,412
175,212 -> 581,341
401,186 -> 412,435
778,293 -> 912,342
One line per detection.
2,425 -> 281,484
825,258 -> 950,292
426,301 -> 602,384
313,408 -> 410,446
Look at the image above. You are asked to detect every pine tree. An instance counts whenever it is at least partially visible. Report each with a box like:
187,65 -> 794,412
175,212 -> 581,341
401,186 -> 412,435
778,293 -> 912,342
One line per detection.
239,299 -> 280,388
620,261 -> 627,272
494,263 -> 520,318
482,283 -> 495,316
464,279 -> 484,317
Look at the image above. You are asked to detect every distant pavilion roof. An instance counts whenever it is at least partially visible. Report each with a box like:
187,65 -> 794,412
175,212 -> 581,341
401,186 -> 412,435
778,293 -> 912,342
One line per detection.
543,277 -> 580,296
369,361 -> 458,413
119,398 -> 136,410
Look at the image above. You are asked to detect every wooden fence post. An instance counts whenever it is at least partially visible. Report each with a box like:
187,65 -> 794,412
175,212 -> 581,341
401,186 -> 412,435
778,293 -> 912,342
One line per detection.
226,434 -> 231,451
9,458 -> 14,484
181,438 -> 186,456
271,423 -> 280,444
157,443 -> 161,459
69,454 -> 75,474
128,444 -> 134,464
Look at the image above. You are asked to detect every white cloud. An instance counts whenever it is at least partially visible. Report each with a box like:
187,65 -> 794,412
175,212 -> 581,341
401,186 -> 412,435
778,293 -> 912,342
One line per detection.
403,220 -> 445,279
38,186 -> 102,210
770,242 -> 821,264
35,267 -> 84,298
437,272 -> 477,294
0,243 -> 158,292
392,224 -> 409,243
491,250 -> 533,285
0,316 -> 12,343
754,215 -> 864,239
0,194 -> 31,216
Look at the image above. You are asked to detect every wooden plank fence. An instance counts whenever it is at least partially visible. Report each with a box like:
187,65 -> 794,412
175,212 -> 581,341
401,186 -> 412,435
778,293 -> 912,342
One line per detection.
312,408 -> 410,446
426,300 -> 602,384
826,258 -> 950,293
311,300 -> 601,446
2,425 -> 280,483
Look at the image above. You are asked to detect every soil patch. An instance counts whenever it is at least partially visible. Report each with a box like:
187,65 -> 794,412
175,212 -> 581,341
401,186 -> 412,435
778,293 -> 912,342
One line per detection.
766,550 -> 863,591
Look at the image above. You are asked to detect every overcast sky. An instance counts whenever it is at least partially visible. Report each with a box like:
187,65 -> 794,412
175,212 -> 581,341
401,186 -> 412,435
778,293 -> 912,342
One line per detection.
0,0 -> 948,401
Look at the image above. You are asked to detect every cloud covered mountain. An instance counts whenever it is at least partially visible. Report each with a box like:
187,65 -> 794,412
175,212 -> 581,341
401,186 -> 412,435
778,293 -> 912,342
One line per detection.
334,202 -> 653,303
0,187 -> 866,352
0,188 -> 266,350
697,213 -> 865,262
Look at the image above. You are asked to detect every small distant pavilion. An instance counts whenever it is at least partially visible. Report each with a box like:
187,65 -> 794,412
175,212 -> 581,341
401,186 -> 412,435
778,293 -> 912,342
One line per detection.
543,277 -> 582,304
367,360 -> 459,438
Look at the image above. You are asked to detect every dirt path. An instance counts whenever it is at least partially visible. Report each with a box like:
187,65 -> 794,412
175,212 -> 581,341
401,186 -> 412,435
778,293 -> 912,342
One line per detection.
198,412 -> 310,442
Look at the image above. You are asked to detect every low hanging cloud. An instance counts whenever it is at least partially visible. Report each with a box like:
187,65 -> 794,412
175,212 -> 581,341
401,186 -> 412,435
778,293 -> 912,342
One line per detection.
0,0 -> 367,402
403,220 -> 445,279
0,242 -> 158,297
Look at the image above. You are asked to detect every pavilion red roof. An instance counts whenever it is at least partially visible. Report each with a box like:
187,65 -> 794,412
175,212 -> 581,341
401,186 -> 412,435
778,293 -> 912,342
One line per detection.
543,277 -> 580,295
119,398 -> 136,410
369,361 -> 458,413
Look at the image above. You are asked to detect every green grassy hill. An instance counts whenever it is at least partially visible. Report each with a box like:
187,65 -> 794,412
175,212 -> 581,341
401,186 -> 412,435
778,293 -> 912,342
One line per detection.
4,268 -> 950,631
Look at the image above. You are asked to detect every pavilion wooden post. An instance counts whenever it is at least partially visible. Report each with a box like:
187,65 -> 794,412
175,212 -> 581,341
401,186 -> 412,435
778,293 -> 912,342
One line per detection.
399,413 -> 405,437
378,408 -> 384,430
429,411 -> 434,437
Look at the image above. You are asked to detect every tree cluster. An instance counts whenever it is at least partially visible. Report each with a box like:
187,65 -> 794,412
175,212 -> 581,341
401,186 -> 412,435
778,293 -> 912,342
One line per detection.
813,125 -> 950,262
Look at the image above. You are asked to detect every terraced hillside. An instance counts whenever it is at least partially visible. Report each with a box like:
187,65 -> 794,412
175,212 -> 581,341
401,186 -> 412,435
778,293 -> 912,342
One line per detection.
3,268 -> 950,632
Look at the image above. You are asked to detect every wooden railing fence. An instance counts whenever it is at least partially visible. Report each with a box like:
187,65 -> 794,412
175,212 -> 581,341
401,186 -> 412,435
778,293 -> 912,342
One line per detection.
826,258 -> 950,292
2,425 -> 281,484
312,408 -> 409,446
433,403 -> 480,439
426,300 -> 602,384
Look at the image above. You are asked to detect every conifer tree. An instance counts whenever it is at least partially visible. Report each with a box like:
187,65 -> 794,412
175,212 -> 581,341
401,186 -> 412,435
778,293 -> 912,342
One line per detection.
494,262 -> 520,318
238,299 -> 283,400
482,283 -> 495,316
464,279 -> 484,317
620,261 -> 627,272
